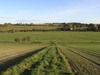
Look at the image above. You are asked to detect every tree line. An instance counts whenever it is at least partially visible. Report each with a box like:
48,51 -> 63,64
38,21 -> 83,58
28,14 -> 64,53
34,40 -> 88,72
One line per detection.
0,22 -> 100,32
58,23 -> 100,31
15,36 -> 32,42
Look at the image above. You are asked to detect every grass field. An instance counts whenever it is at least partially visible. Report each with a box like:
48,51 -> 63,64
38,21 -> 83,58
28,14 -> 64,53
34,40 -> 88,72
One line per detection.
1,44 -> 74,75
59,43 -> 100,75
0,31 -> 100,75
0,32 -> 100,42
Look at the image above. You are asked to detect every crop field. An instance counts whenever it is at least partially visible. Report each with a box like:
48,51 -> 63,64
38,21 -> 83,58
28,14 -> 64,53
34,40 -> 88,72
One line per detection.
0,32 -> 100,75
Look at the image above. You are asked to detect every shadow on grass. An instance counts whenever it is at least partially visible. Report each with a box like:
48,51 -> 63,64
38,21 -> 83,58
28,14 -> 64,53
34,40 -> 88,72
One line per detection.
0,46 -> 47,73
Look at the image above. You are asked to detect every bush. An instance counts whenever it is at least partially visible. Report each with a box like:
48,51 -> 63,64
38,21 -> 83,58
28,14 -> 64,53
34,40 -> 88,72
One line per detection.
21,38 -> 26,42
15,38 -> 20,42
26,36 -> 32,42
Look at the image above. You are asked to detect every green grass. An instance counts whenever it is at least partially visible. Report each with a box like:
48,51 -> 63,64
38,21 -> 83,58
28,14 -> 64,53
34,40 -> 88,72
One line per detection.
1,46 -> 49,75
1,44 -> 74,75
66,43 -> 100,53
59,43 -> 100,75
0,31 -> 100,75
30,44 -> 73,75
0,32 -> 100,43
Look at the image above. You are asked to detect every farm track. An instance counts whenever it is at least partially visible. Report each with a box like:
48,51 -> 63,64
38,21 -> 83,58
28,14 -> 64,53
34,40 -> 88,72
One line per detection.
0,46 -> 48,72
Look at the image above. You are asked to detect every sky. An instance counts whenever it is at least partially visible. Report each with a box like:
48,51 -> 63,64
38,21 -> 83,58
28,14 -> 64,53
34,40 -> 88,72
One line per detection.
0,0 -> 100,24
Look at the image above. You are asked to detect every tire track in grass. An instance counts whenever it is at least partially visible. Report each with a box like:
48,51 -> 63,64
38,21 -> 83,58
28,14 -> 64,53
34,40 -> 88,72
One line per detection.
59,48 -> 79,75
69,47 -> 100,60
59,45 -> 100,75
54,44 -> 74,75
76,49 -> 100,58
67,47 -> 100,66
68,47 -> 100,68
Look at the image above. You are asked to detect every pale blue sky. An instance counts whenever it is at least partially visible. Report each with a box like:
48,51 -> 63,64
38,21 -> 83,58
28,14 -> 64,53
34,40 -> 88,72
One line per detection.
0,0 -> 100,24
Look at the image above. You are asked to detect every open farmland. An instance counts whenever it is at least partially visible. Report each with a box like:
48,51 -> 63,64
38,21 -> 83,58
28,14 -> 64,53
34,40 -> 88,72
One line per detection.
1,43 -> 74,75
0,32 -> 100,75
0,0 -> 100,75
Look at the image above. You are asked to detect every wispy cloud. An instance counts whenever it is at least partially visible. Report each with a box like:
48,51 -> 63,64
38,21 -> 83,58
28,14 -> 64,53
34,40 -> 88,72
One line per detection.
0,17 -> 13,19
16,19 -> 42,23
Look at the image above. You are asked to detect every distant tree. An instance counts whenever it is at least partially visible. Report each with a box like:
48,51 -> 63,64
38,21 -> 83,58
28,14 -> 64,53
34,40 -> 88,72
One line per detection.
30,23 -> 34,26
4,23 -> 13,26
92,24 -> 98,31
60,23 -> 69,30
89,23 -> 98,31
73,25 -> 77,31
15,38 -> 20,42
11,29 -> 15,33
49,24 -> 54,26
32,28 -> 35,31
62,23 -> 67,27
26,36 -> 32,42
21,38 -> 26,42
